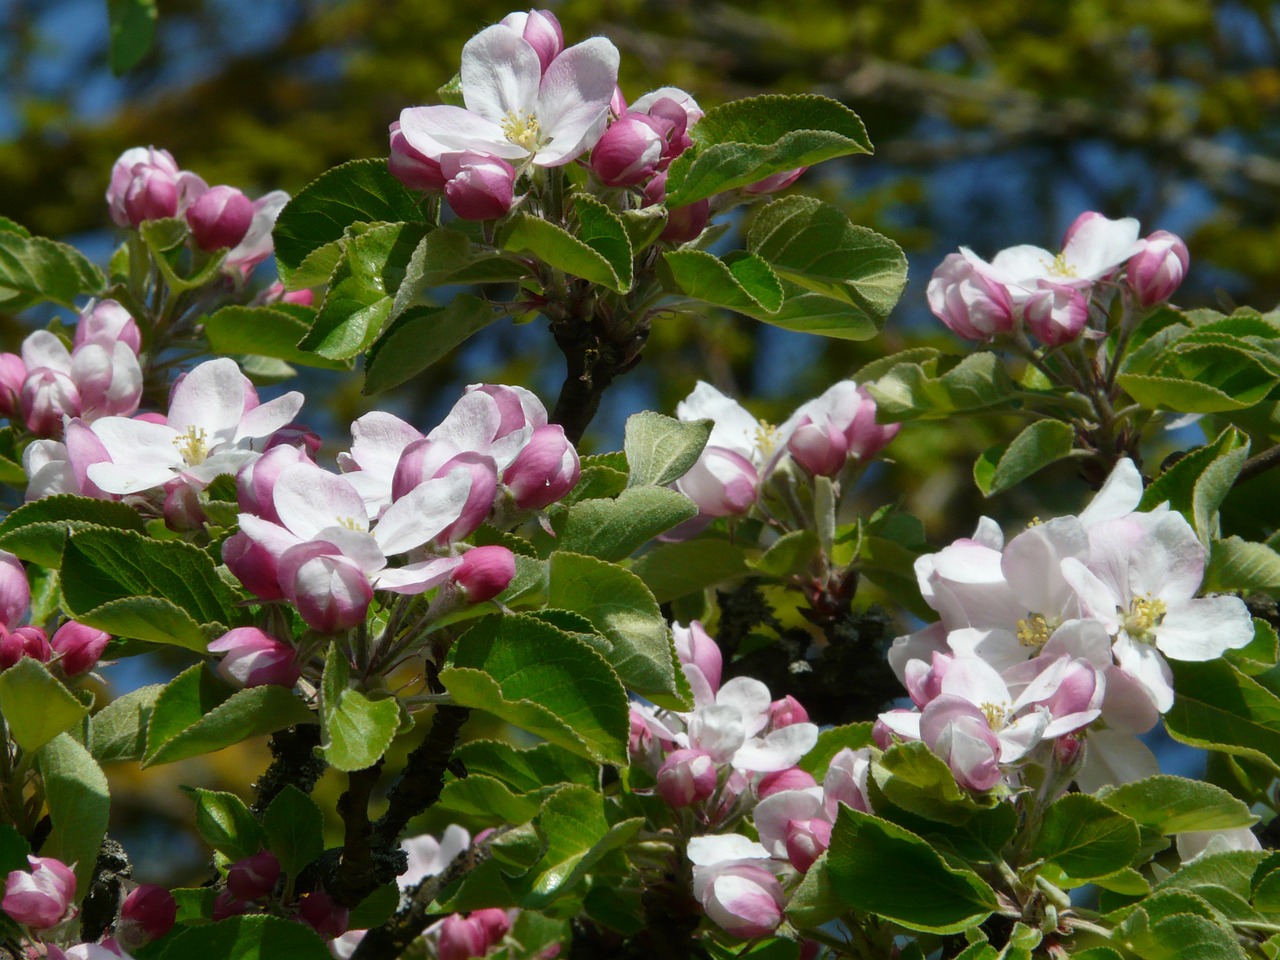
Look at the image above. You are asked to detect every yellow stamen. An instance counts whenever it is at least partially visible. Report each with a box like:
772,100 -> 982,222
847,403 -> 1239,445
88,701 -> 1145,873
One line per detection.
754,421 -> 779,458
980,701 -> 1011,730
1123,596 -> 1167,640
1046,252 -> 1078,278
501,110 -> 541,151
337,517 -> 364,532
172,426 -> 209,466
1015,613 -> 1053,648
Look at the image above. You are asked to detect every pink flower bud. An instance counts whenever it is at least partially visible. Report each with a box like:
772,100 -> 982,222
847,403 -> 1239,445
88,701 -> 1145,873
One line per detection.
211,890 -> 252,920
107,147 -> 179,227
222,532 -> 286,601
297,891 -> 348,940
1054,733 -> 1083,768
674,446 -> 758,517
226,851 -> 280,901
768,695 -> 809,729
279,543 -> 372,633
75,300 -> 141,354
21,368 -> 81,437
207,627 -> 300,689
743,167 -> 807,195
756,767 -> 817,798
0,353 -> 25,419
465,383 -> 549,437
163,479 -> 206,531
1024,282 -> 1089,346
500,10 -> 564,72
438,913 -> 490,960
3,855 -> 76,929
632,90 -> 701,164
927,253 -> 1017,341
117,884 -> 177,948
591,113 -> 665,187
502,424 -> 579,509
123,164 -> 180,226
237,444 -> 313,524
672,620 -> 722,693
1127,230 -> 1189,306
388,121 -> 446,193
71,342 -> 143,422
656,748 -> 719,808
823,747 -> 872,818
642,171 -> 710,244
694,862 -> 784,939
453,546 -> 516,603
186,185 -> 254,251
442,152 -> 516,221
0,626 -> 51,671
51,621 -> 110,677
784,817 -> 832,872
0,552 -> 29,631
471,908 -> 510,946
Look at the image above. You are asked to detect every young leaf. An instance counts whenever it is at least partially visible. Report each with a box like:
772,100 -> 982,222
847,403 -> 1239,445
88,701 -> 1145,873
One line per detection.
0,233 -> 106,311
573,196 -> 634,292
629,539 -> 750,603
320,642 -> 399,772
90,683 -> 164,764
272,160 -> 423,279
1098,775 -> 1257,835
188,788 -> 267,862
0,494 -> 146,567
363,296 -> 496,394
1204,537 -> 1280,593
441,615 -> 629,764
1028,794 -> 1142,881
0,659 -> 89,752
660,249 -> 784,317
623,411 -> 713,487
555,487 -> 698,561
973,419 -> 1076,497
1165,659 -> 1280,774
866,352 -> 1017,422
38,734 -> 110,901
203,305 -> 352,371
107,0 -> 157,73
664,94 -> 871,206
263,786 -> 325,879
548,552 -> 687,708
500,214 -> 623,291
148,914 -> 334,960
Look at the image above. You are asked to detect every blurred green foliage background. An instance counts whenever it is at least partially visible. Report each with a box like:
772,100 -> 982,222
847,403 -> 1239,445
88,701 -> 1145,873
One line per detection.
3,0 -> 1280,887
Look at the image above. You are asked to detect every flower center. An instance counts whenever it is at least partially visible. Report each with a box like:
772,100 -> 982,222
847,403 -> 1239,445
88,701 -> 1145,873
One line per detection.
501,110 -> 541,152
753,421 -> 778,458
980,701 -> 1012,730
1046,252 -> 1078,278
337,516 -> 364,532
1122,596 -> 1167,640
172,426 -> 209,466
1015,612 -> 1054,648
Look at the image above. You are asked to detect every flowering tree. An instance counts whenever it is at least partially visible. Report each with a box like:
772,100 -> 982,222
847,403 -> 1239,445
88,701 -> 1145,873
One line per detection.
0,8 -> 1278,960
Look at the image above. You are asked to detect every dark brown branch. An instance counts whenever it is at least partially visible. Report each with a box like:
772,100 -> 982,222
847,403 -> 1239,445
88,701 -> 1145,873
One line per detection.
373,705 -> 471,847
331,761 -> 385,907
1235,442 -> 1280,487
251,723 -> 325,816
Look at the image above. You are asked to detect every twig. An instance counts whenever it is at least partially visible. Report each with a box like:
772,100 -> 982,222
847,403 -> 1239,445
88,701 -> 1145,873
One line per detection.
373,705 -> 471,846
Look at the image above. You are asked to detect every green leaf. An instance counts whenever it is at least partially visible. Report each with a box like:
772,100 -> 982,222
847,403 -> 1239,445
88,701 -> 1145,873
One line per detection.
630,539 -> 750,602
823,806 -> 999,934
1117,905 -> 1247,960
409,227 -> 529,286
556,487 -> 698,561
299,222 -> 429,360
452,739 -> 597,793
0,232 -> 106,311
0,826 -> 28,876
203,306 -> 352,371
509,785 -> 644,907
346,883 -> 399,930
273,160 -> 423,278
150,914 -> 334,960
320,642 -> 399,772
786,849 -> 845,928
1141,427 -> 1250,544
500,214 -> 624,291
750,528 -> 821,578
437,774 -> 543,824
973,419 -> 1076,496
38,734 -> 109,901
1165,659 -> 1280,774
661,249 -> 784,316
664,94 -> 871,206
144,665 -> 315,767
573,196 -> 634,292
441,615 -> 629,764
263,786 -> 325,878
618,206 -> 668,250
1204,537 -> 1280,594
798,722 -> 874,777
1029,794 -> 1142,881
0,659 -> 89,752
623,411 -> 713,488
188,788 -> 267,862
873,741 -> 999,826
867,352 -> 1017,422
548,552 -> 687,708
747,197 -> 907,339
0,494 -> 146,567
60,528 -> 241,650
107,0 -> 157,73
363,295 -> 496,394
1098,775 -> 1257,835
90,683 -> 164,763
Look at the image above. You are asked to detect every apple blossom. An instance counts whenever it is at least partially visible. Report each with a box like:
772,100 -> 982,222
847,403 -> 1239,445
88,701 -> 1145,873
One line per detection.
672,619 -> 723,696
452,545 -> 517,602
398,21 -> 619,169
757,767 -> 817,798
116,885 -> 177,950
0,353 -> 24,418
186,184 -> 254,251
442,151 -> 517,220
688,837 -> 785,939
226,851 -> 281,901
1128,229 -> 1189,306
501,423 -> 580,509
926,252 -> 1016,341
207,627 -> 301,688
656,748 -> 719,808
0,551 -> 28,630
75,300 -> 141,354
499,9 -> 564,72
2,856 -> 76,929
1023,282 -> 1089,346
50,621 -> 110,676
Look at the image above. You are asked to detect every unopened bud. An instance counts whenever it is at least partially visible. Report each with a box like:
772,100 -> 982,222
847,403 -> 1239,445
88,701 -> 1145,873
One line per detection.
442,152 -> 516,221
117,884 -> 177,949
2,856 -> 76,929
453,546 -> 516,604
656,748 -> 718,808
50,621 -> 110,677
388,121 -> 446,193
1127,230 -> 1189,307
0,626 -> 51,671
186,185 -> 254,251
502,424 -> 580,509
296,891 -> 349,940
225,851 -> 280,902
207,628 -> 301,689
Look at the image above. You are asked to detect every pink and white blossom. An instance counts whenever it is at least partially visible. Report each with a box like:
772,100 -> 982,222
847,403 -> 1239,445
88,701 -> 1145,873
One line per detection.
2,855 -> 76,929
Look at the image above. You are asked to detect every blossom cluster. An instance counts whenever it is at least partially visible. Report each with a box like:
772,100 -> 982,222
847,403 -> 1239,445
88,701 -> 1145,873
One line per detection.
106,146 -> 287,278
672,380 -> 898,528
389,9 -> 796,233
0,548 -> 111,677
927,211 -> 1189,345
879,459 -> 1253,793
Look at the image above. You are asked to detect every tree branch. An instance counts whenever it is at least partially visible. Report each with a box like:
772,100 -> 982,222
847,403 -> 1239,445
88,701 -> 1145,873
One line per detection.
373,705 -> 471,847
